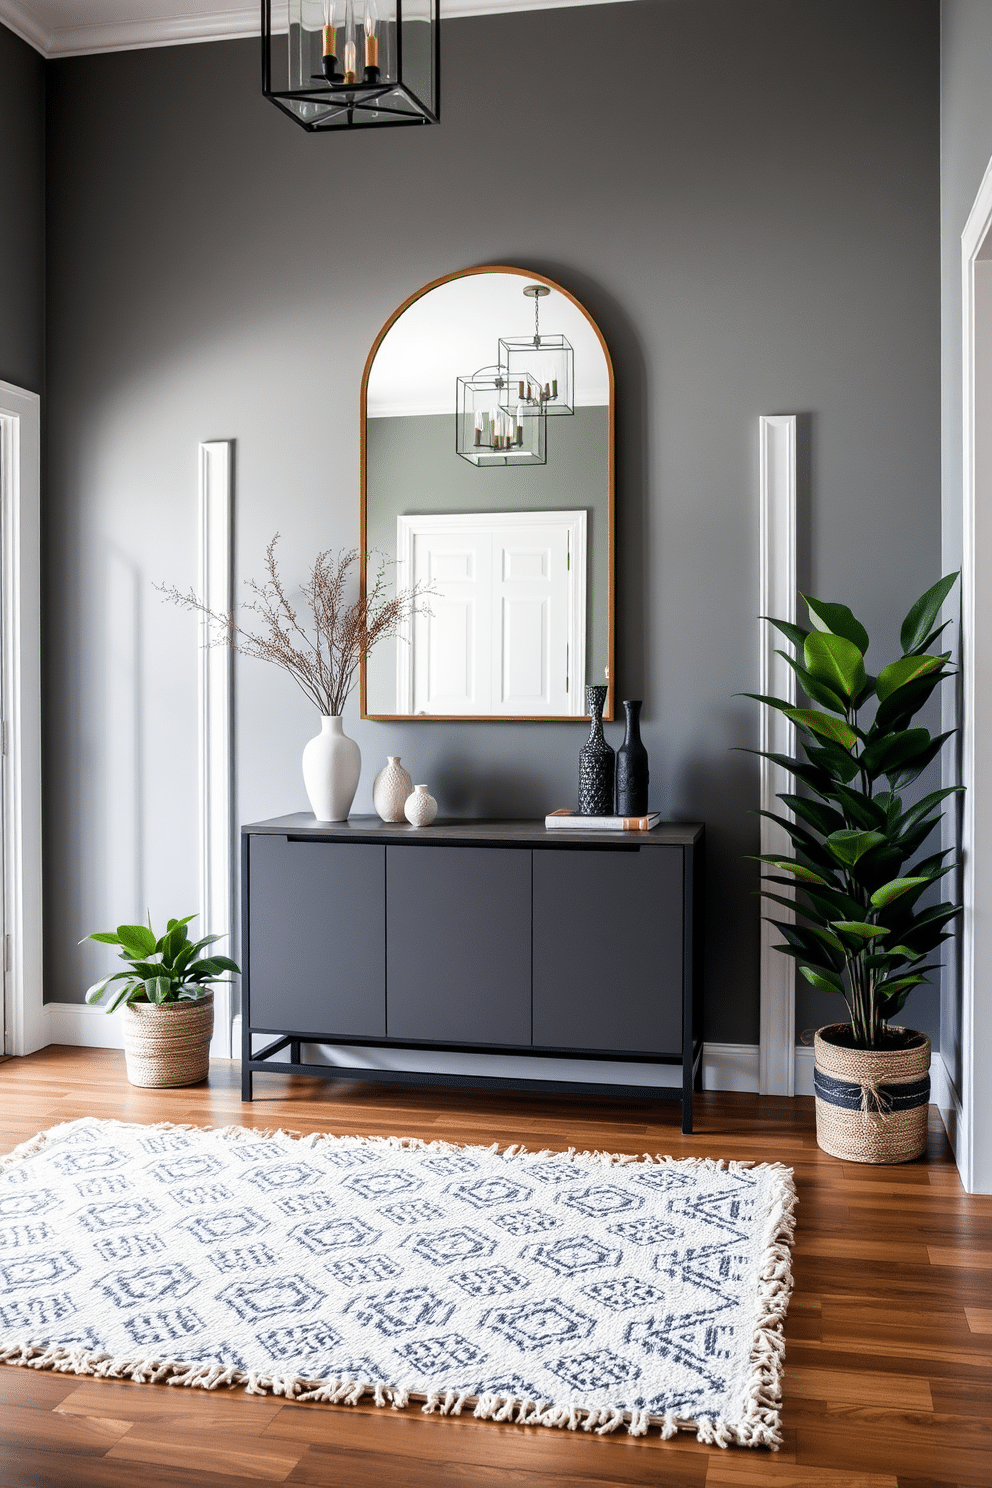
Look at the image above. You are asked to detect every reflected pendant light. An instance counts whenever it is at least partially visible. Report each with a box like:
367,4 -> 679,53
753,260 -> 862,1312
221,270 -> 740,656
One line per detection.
455,367 -> 547,467
498,284 -> 575,418
263,0 -> 440,132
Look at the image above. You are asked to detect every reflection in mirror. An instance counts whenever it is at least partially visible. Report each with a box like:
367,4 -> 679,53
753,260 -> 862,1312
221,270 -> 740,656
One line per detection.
362,268 -> 613,719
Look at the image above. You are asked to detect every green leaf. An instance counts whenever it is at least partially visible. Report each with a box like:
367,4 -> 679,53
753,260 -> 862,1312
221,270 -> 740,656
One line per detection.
862,728 -> 932,780
106,982 -> 141,1012
886,731 -> 955,791
116,923 -> 157,957
805,740 -> 860,783
900,573 -> 959,654
832,920 -> 889,940
876,653 -> 947,703
783,708 -> 858,750
825,830 -> 886,866
778,793 -> 847,838
894,787 -> 964,836
803,595 -> 870,654
143,975 -> 172,1004
907,619 -> 951,657
753,857 -> 829,884
799,966 -> 846,994
870,876 -> 931,909
763,616 -> 810,651
804,631 -> 866,703
778,651 -> 848,714
85,930 -> 123,945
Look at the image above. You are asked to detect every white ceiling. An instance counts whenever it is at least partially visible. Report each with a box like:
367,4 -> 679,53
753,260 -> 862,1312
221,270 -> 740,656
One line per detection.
0,0 -> 633,60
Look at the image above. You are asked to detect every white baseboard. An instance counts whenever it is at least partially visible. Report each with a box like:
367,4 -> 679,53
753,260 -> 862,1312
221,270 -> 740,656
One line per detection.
44,1000 -> 124,1048
37,1011 -> 961,1134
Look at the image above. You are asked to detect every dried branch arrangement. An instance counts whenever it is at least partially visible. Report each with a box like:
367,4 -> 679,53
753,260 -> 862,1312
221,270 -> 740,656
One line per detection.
160,537 -> 432,717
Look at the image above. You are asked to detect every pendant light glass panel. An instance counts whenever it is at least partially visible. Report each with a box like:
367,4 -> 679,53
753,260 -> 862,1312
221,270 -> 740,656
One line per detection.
271,0 -> 439,131
456,368 -> 547,467
498,333 -> 574,417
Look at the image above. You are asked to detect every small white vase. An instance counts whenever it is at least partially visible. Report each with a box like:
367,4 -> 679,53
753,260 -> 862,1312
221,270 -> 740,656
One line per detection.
373,756 -> 415,823
404,784 -> 438,827
302,715 -> 361,822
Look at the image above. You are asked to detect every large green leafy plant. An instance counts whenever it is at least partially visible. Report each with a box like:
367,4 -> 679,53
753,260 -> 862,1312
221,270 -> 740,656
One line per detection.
83,914 -> 240,1011
749,575 -> 962,1049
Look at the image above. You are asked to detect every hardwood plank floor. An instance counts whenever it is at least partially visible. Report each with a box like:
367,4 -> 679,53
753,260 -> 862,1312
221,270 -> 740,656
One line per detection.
1,1045 -> 990,1488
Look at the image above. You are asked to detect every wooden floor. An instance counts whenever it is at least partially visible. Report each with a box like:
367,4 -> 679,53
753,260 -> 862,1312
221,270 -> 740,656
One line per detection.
1,1047 -> 990,1488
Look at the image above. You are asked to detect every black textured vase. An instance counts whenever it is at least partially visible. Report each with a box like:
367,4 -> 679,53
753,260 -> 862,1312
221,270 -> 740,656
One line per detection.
616,699 -> 650,815
578,684 -> 615,815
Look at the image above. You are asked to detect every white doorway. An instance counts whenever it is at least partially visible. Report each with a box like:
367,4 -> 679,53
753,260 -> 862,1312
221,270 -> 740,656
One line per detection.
0,381 -> 43,1056
396,509 -> 587,716
959,154 -> 992,1193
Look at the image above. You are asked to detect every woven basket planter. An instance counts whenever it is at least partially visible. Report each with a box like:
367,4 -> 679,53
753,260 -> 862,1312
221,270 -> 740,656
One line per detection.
121,992 -> 214,1088
813,1023 -> 931,1164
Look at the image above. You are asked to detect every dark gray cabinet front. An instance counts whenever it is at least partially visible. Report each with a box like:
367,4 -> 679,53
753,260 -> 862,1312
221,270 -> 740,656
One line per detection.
248,835 -> 386,1037
385,845 -> 532,1046
531,847 -> 683,1054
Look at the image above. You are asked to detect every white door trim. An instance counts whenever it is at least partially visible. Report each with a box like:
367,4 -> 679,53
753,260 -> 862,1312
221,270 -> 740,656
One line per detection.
198,441 -> 236,1059
0,381 -> 43,1055
958,154 -> 992,1193
758,415 -> 797,1095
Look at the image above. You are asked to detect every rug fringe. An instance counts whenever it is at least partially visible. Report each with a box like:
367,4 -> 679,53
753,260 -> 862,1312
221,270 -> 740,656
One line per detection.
0,1117 -> 796,1450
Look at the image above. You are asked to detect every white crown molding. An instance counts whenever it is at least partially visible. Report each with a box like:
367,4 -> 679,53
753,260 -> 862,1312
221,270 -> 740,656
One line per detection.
1,0 -> 637,60
0,0 -> 51,53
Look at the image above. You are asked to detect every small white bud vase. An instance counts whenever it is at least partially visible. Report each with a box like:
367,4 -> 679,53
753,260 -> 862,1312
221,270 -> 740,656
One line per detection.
372,756 -> 415,823
302,715 -> 361,822
404,784 -> 437,827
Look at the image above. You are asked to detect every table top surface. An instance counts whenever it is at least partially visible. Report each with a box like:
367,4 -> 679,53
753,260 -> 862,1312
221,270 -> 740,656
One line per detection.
242,814 -> 704,848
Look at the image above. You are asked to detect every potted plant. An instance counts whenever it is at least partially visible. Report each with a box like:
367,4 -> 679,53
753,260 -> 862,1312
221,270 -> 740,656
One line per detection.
159,539 -> 432,823
83,914 -> 240,1088
748,574 -> 962,1163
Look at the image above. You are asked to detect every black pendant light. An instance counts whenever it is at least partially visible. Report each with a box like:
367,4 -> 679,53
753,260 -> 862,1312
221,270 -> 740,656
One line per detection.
263,0 -> 440,132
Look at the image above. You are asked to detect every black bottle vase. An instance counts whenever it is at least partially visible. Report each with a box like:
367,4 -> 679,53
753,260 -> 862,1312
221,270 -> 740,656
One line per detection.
616,699 -> 649,815
578,684 -> 615,815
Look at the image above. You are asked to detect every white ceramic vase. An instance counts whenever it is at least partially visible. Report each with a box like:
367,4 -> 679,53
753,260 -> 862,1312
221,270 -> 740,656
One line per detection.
302,715 -> 361,822
373,756 -> 415,823
404,784 -> 438,827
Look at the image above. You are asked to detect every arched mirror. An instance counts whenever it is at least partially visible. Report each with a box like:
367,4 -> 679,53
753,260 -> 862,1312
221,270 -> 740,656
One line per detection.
361,266 -> 614,720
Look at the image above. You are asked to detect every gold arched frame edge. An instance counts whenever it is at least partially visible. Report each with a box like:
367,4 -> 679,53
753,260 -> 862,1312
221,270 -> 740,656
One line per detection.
359,263 -> 616,722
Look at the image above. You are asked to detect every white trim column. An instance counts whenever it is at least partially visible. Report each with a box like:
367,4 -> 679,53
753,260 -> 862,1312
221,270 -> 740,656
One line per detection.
0,381 -> 43,1055
758,415 -> 797,1096
959,157 -> 992,1193
198,441 -> 235,1059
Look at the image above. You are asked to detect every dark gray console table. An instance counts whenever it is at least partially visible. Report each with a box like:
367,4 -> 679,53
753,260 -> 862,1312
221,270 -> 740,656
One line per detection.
240,815 -> 704,1131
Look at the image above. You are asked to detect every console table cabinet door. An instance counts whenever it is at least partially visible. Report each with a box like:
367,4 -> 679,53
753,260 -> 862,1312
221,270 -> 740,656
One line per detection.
531,847 -> 683,1054
248,835 -> 386,1037
385,845 -> 532,1046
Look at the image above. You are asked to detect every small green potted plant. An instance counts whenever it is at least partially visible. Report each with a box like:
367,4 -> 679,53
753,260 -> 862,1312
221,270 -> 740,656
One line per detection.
747,574 -> 962,1163
83,914 -> 240,1088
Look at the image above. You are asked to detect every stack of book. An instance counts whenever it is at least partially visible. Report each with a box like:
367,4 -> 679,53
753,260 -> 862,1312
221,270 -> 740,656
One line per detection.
545,809 -> 662,832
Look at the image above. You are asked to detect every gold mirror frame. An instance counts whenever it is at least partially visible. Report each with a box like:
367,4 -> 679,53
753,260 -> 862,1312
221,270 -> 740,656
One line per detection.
360,264 -> 615,721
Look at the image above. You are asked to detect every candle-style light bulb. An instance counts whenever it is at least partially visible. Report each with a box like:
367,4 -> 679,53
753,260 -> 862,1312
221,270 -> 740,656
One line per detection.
474,409 -> 483,447
321,0 -> 339,79
363,0 -> 379,75
343,0 -> 357,82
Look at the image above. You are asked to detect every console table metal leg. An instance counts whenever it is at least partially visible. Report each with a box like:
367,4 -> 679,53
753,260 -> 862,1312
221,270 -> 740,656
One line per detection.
290,1040 -> 301,1065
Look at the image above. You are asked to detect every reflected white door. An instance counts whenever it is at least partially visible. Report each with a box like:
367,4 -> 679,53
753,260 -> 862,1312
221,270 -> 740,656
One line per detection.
397,510 -> 586,716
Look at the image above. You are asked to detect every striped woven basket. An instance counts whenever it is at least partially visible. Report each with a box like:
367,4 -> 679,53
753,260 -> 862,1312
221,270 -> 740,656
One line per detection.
813,1023 -> 931,1164
121,991 -> 214,1088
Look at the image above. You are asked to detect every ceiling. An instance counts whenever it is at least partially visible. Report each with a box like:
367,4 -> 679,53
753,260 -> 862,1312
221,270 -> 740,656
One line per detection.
0,0 -> 631,60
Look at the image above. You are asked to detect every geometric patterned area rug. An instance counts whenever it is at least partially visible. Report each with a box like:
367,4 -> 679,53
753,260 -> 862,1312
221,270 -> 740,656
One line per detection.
0,1119 -> 796,1450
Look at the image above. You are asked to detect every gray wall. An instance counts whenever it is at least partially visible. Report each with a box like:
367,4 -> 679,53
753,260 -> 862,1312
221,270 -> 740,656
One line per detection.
0,23 -> 44,393
46,1 -> 942,1050
939,1 -> 992,1089
365,405 -> 610,709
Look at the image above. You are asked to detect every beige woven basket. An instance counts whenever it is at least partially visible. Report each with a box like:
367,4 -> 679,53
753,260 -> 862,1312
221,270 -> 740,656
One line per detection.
813,1023 -> 931,1164
121,992 -> 214,1088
